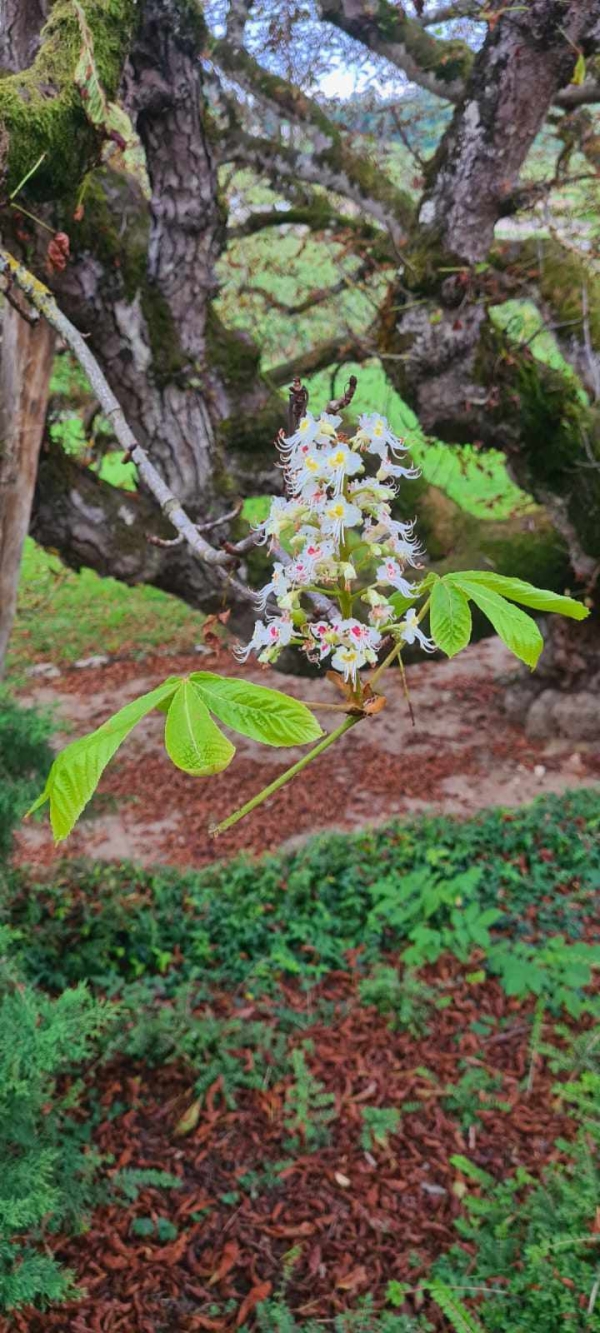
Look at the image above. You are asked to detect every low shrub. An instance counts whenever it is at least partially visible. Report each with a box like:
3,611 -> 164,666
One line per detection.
0,947 -> 113,1309
434,1130 -> 600,1331
4,789 -> 600,998
0,691 -> 52,861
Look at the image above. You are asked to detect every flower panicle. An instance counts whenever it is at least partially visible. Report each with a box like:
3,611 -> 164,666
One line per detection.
239,408 -> 432,680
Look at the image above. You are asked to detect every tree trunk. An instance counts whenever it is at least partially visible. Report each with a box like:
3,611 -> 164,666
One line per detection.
0,300 -> 54,675
26,0 -> 284,629
0,0 -> 49,72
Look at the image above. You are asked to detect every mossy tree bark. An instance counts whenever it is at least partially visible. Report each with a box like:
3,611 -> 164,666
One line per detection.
364,0 -> 600,733
1,0 -> 285,646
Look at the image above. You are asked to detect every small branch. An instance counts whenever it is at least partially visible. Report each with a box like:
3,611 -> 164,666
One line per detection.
326,373 -> 358,415
147,532 -> 185,549
0,247 -> 255,604
555,81 -> 600,109
420,0 -> 485,23
269,332 -> 373,388
240,264 -> 372,317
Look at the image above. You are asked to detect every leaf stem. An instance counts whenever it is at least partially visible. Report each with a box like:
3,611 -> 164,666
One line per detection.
295,700 -> 349,711
211,714 -> 361,837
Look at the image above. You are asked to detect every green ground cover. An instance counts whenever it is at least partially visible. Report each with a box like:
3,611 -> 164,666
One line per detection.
2,743 -> 600,1327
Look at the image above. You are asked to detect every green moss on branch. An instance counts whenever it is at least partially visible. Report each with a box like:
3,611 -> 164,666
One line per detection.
0,0 -> 138,200
479,325 -> 600,561
320,0 -> 472,99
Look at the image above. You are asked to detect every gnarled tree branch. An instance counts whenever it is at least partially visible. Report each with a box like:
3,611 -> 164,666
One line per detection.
319,0 -> 473,103
212,39 -> 414,245
0,247 -> 255,605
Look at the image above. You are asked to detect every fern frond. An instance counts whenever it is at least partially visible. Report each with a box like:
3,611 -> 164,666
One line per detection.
427,1279 -> 485,1333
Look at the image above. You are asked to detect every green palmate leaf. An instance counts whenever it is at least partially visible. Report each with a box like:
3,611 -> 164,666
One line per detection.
28,678 -> 180,842
430,581 -> 472,658
448,570 -> 589,621
448,577 -> 544,668
190,673 -> 323,747
165,680 -> 235,776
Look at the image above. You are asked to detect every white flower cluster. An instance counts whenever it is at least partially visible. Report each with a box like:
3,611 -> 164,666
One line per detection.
237,410 -> 435,681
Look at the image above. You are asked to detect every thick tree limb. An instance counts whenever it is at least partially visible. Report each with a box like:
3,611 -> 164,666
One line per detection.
320,0 -> 600,114
31,445 -> 258,620
31,426 -> 567,637
0,247 -> 256,605
319,0 -> 473,103
415,0 -> 600,264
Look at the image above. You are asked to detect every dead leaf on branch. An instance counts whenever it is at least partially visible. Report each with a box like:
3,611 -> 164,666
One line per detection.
46,232 -> 70,274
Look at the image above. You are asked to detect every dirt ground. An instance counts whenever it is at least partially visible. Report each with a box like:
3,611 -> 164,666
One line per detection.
15,636 -> 600,870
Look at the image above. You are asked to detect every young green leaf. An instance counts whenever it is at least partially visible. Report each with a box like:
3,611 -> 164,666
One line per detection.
165,679 -> 235,776
449,577 -> 543,668
190,673 -> 323,747
28,677 -> 181,842
448,570 -> 589,620
430,581 -> 472,657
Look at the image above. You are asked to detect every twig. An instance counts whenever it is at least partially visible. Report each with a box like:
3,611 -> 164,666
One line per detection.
0,246 -> 255,604
581,281 -> 600,401
288,376 -> 309,433
326,374 -> 358,414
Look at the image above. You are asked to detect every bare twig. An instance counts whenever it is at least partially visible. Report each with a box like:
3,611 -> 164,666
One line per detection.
326,374 -> 358,414
147,532 -> 185,549
288,376 -> 309,433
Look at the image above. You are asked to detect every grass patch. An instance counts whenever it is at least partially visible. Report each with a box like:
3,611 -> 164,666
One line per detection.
6,538 -> 202,683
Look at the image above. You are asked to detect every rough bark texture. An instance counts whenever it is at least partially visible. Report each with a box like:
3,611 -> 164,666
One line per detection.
417,0 -> 600,263
366,0 -> 600,735
0,0 -> 50,72
377,1 -> 600,590
30,0 -> 284,625
30,438 -> 567,626
30,444 -> 257,633
0,300 -> 53,675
